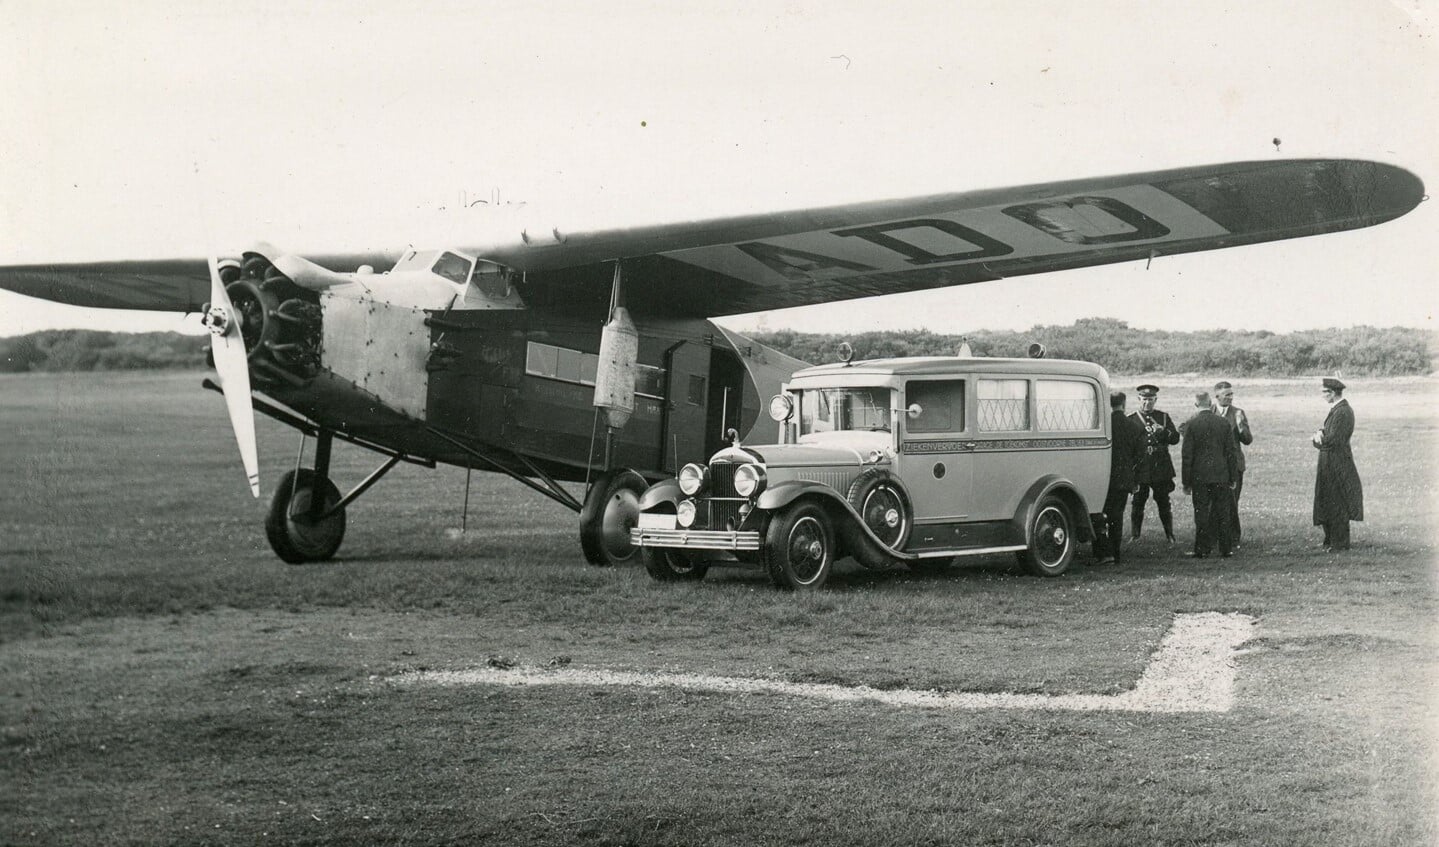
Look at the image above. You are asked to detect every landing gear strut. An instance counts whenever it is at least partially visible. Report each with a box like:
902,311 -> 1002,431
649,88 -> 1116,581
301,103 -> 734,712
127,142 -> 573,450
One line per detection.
265,431 -> 345,563
263,430 -> 403,564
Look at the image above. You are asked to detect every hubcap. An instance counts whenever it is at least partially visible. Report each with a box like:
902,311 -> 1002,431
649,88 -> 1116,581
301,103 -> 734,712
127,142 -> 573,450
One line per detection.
788,516 -> 827,583
601,489 -> 640,560
1034,506 -> 1070,568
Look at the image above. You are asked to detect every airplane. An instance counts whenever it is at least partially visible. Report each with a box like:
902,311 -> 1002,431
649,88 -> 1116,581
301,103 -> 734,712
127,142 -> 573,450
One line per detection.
0,158 -> 1423,567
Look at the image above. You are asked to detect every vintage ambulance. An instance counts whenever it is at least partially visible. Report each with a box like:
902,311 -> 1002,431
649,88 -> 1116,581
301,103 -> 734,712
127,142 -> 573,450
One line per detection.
630,347 -> 1111,589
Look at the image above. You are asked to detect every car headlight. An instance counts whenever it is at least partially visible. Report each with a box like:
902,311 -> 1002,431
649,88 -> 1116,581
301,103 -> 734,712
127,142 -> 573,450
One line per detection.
768,393 -> 794,422
678,463 -> 708,496
733,463 -> 766,498
676,499 -> 698,527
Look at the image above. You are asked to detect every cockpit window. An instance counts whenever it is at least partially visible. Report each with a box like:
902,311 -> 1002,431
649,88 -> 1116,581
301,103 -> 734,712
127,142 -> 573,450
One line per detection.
432,251 -> 474,285
798,387 -> 892,435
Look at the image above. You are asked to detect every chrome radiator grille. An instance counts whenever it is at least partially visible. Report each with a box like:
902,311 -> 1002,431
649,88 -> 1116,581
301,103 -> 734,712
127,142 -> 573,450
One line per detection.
707,462 -> 742,530
709,462 -> 738,497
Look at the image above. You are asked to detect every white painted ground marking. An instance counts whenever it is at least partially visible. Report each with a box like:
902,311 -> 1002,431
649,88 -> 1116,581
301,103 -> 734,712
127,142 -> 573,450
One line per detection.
396,612 -> 1257,714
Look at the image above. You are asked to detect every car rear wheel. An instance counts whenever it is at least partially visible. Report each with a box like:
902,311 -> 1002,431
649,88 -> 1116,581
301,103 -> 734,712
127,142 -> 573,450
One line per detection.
1019,495 -> 1075,577
762,501 -> 835,590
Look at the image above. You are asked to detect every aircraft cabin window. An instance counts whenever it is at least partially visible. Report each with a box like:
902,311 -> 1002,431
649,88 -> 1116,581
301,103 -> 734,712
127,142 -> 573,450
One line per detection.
525,341 -> 665,398
636,365 -> 666,399
687,375 -> 707,406
432,251 -> 474,285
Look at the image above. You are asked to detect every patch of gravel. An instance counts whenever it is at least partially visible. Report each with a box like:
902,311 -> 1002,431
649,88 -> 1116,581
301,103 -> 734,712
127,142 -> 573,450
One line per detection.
395,612 -> 1257,714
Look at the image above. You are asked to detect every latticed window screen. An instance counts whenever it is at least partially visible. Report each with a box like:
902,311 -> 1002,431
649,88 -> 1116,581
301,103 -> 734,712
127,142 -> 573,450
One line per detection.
1036,380 -> 1099,431
977,379 -> 1029,431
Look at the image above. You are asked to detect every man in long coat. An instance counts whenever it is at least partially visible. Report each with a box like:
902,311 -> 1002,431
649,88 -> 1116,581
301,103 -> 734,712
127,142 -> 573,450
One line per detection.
1129,385 -> 1181,542
1212,380 -> 1253,548
1182,391 -> 1239,558
1312,378 -> 1363,551
1096,390 -> 1145,564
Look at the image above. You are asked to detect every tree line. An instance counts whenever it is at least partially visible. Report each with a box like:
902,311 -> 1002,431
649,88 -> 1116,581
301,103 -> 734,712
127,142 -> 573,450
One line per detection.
749,319 -> 1434,376
0,330 -> 209,373
0,320 -> 1432,376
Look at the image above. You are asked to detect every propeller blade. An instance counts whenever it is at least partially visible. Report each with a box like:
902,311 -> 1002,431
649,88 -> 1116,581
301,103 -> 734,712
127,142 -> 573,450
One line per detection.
205,257 -> 261,497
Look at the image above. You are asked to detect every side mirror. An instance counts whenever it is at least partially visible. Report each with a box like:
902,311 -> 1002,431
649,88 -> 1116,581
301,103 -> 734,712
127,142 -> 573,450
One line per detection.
907,403 -> 923,419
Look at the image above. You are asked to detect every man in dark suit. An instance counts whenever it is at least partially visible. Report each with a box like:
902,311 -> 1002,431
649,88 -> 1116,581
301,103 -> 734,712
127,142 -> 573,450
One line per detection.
1129,385 -> 1181,542
1312,378 -> 1363,551
1181,391 -> 1239,558
1212,380 -> 1254,548
1096,391 -> 1145,564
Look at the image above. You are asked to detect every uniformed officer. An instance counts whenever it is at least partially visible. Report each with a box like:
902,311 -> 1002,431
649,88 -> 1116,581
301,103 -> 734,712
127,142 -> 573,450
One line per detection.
1129,384 -> 1181,543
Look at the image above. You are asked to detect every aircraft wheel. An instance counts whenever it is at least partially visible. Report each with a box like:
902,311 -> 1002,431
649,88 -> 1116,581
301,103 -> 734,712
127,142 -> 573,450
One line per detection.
1018,495 -> 1074,577
762,501 -> 835,590
265,468 -> 346,564
642,547 -> 709,582
579,468 -> 647,567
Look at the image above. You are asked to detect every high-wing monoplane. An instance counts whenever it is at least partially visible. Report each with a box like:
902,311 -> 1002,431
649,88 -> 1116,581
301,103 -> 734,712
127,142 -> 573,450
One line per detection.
0,159 -> 1422,565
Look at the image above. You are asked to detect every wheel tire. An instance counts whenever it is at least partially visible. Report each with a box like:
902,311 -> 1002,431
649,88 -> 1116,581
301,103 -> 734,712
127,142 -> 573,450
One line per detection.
579,468 -> 647,567
1019,495 -> 1075,577
761,501 -> 835,590
265,468 -> 345,564
846,469 -> 912,568
642,547 -> 709,582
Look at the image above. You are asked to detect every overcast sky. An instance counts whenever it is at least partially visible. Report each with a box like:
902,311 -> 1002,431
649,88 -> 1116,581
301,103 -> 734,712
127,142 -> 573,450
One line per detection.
2,1 -> 1435,337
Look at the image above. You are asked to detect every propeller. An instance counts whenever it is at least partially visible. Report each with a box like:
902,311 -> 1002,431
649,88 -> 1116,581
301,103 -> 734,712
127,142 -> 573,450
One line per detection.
201,257 -> 261,497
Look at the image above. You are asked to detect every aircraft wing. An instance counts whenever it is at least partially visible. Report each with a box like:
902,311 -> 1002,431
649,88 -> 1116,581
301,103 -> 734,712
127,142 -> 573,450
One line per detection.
490,158 -> 1423,317
0,159 -> 1423,319
0,258 -> 212,312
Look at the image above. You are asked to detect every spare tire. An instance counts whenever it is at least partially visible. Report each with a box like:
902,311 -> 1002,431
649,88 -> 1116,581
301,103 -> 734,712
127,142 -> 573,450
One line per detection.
846,469 -> 912,568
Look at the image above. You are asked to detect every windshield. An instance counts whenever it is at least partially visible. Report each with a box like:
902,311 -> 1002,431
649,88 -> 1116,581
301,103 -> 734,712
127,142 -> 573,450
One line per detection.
798,387 -> 892,435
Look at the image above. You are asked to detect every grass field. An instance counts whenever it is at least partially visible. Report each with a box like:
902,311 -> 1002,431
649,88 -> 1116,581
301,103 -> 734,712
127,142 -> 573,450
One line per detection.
2,369 -> 1436,846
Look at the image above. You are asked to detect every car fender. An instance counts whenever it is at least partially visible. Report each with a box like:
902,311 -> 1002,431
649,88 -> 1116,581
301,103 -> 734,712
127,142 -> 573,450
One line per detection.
1012,475 -> 1094,544
755,480 -> 849,512
637,479 -> 684,512
757,480 -> 919,566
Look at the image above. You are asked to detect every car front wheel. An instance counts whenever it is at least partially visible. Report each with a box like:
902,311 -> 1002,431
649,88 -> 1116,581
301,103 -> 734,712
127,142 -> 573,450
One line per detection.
762,501 -> 835,590
642,547 -> 709,582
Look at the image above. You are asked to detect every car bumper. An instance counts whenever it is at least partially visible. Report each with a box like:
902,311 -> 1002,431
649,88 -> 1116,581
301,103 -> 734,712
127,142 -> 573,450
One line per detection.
630,528 -> 762,552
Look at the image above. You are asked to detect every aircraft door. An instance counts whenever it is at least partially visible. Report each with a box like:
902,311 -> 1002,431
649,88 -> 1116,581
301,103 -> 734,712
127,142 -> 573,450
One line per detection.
660,341 -> 711,472
706,349 -> 747,456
